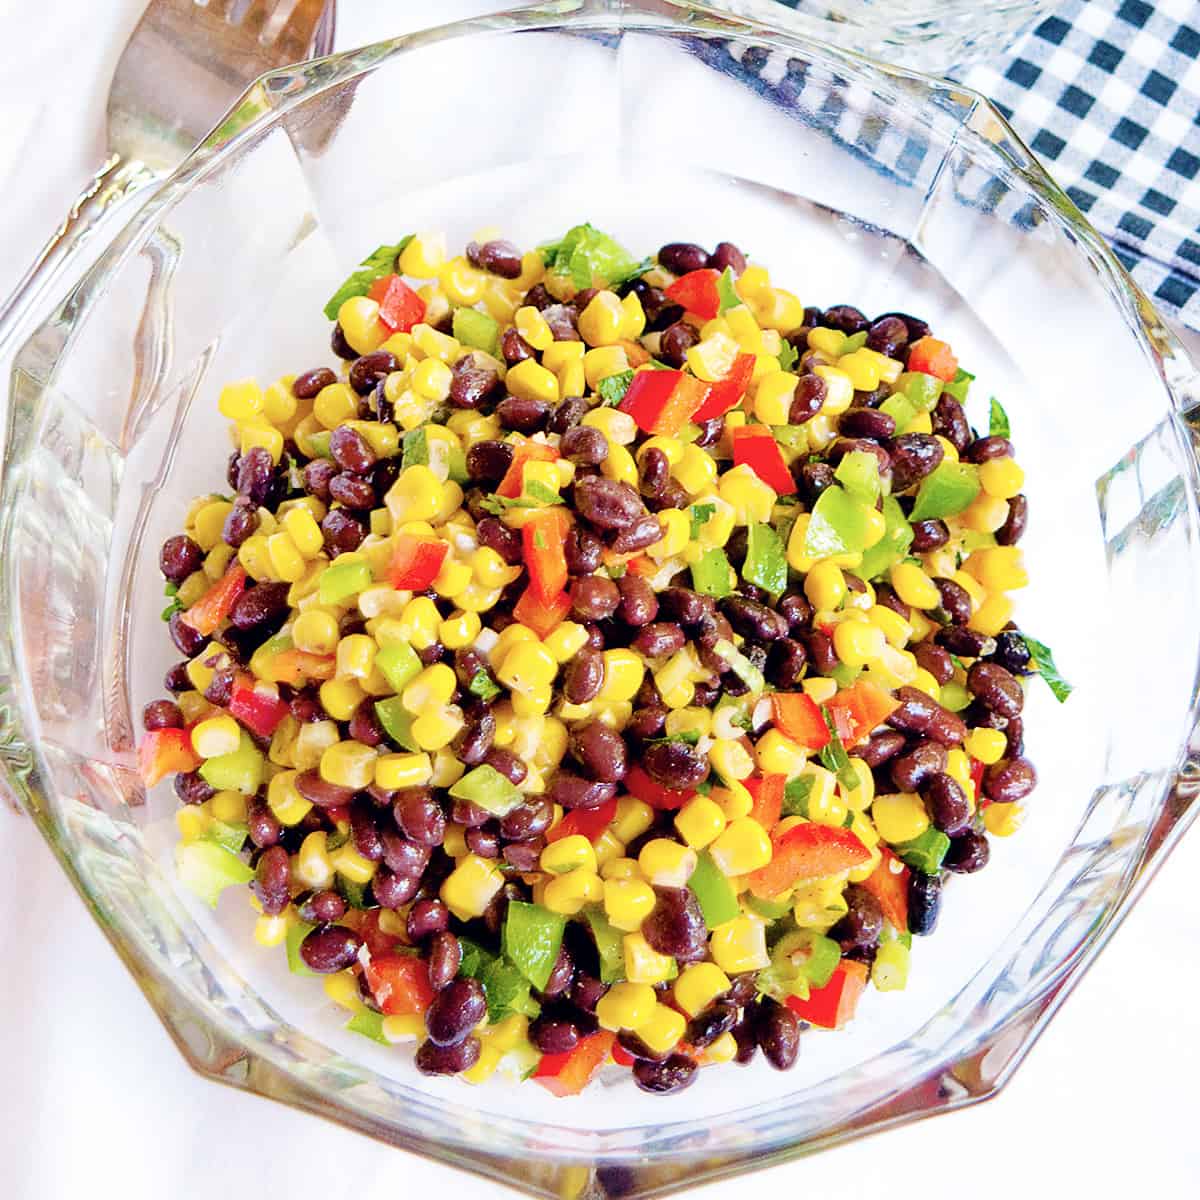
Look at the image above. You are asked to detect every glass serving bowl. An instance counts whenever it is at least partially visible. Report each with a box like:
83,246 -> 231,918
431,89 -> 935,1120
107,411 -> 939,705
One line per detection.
3,2 -> 1199,1196
712,0 -> 1060,71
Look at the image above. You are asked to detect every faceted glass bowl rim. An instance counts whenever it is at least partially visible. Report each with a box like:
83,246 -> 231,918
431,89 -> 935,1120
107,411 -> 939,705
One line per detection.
4,0 -> 1200,1175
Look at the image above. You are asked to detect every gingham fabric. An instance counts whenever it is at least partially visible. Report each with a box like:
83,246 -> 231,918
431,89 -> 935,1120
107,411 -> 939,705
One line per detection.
960,0 -> 1200,329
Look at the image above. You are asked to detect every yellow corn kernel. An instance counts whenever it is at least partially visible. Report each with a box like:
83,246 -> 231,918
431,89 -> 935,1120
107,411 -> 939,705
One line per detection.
667,708 -> 713,740
453,580 -> 501,614
660,681 -> 694,710
322,970 -> 365,1013
294,719 -> 339,771
411,356 -> 453,403
399,663 -> 457,715
612,797 -> 654,845
385,465 -> 447,525
398,232 -> 446,278
439,256 -> 487,305
601,856 -> 640,882
719,463 -> 776,522
541,834 -> 598,877
709,818 -> 773,876
514,305 -> 553,351
334,633 -> 375,681
623,931 -> 675,985
412,707 -> 465,751
191,715 -> 240,758
191,499 -> 234,552
645,508 -> 688,561
701,1031 -> 739,1065
432,556 -> 473,600
582,346 -> 630,392
411,324 -> 460,365
618,289 -> 646,340
577,290 -> 624,346
464,547 -> 513,592
542,340 -> 585,375
438,609 -> 481,650
673,963 -> 731,1019
209,789 -> 247,825
543,870 -> 603,915
807,779 -> 849,827
542,621 -> 589,664
634,1003 -> 687,1056
890,560 -> 940,609
338,296 -> 388,355
318,676 -> 365,722
313,384 -> 359,433
710,781 -> 751,821
951,569 -> 985,612
806,327 -> 846,357
686,330 -> 740,382
218,378 -> 264,423
984,801 -> 1024,837
296,830 -> 334,889
672,795 -> 726,851
261,380 -> 298,428
750,370 -> 797,425
374,751 -> 433,791
754,728 -> 808,777
460,1042 -> 503,1086
709,915 -> 770,974
442,822 -> 469,859
330,839 -> 378,885
591,829 -> 624,871
965,546 -> 1029,592
496,642 -> 559,696
813,365 -> 855,415
805,560 -> 846,611
837,349 -> 881,392
381,1013 -> 427,1044
840,757 -> 875,813
596,982 -> 657,1032
674,443 -> 719,494
603,877 -> 657,932
598,649 -> 644,702
968,592 -> 1015,637
833,620 -> 887,669
709,738 -> 755,784
792,877 -> 849,928
264,532 -> 305,584
490,623 -> 539,668
484,1012 -> 530,1054
252,912 -> 291,948
961,490 -> 1009,533
267,770 -> 313,826
319,740 -> 378,790
441,853 -> 505,920
872,792 -> 930,844
638,838 -> 698,888
945,747 -> 974,798
276,507 -> 321,560
965,727 -> 1007,765
911,668 -> 941,701
865,604 -> 911,649
505,358 -> 559,405
598,441 -> 638,488
979,456 -> 1024,499
429,750 -> 465,790
239,421 -> 284,464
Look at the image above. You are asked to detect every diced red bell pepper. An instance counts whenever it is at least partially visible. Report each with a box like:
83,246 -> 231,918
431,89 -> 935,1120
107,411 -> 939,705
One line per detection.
906,336 -> 958,382
745,773 -> 785,832
523,508 -> 571,602
785,960 -> 868,1029
181,564 -> 247,637
610,1040 -> 637,1067
389,533 -> 448,591
970,755 -> 987,807
496,441 -> 559,499
770,692 -> 830,750
664,269 -> 721,320
533,1030 -> 616,1097
744,822 -> 870,899
513,585 -> 572,638
267,649 -> 337,685
861,847 -> 910,932
692,353 -> 756,422
624,763 -> 695,811
368,273 -> 426,334
228,674 -> 289,738
546,796 -> 618,845
363,953 -> 435,1016
619,369 -> 710,436
352,910 -> 404,958
137,728 -> 201,787
731,425 -> 796,494
624,555 -> 656,578
824,680 -> 900,749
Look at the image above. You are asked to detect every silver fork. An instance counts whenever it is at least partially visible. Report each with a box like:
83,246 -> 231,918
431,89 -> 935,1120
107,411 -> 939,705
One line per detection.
0,0 -> 335,356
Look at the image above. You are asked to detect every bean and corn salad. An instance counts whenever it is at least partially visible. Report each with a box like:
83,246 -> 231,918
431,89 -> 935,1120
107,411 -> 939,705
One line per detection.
140,224 -> 1069,1096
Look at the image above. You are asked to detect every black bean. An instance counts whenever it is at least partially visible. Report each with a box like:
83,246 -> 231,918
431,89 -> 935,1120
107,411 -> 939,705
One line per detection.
732,1016 -> 758,1064
428,931 -> 463,990
237,447 -> 277,508
528,1014 -> 579,1055
246,803 -> 282,848
996,494 -> 1027,545
499,328 -> 534,366
466,824 -> 501,858
618,1028 -> 670,1062
839,407 -> 895,440
686,1002 -> 738,1049
483,747 -> 527,785
720,595 -> 788,642
571,722 -> 628,783
415,1036 -> 481,1076
425,977 -> 487,1046
692,418 -> 725,449
831,884 -> 884,952
632,622 -> 686,660
925,773 -> 972,835
821,304 -> 869,334
539,946 -> 575,1000
865,315 -> 910,357
944,831 -> 990,874
859,729 -> 907,768
394,788 -> 446,846
329,425 -> 377,475
778,591 -> 813,633
142,699 -> 183,731
1005,715 -> 1025,758
755,998 -> 802,1070
347,803 -> 384,862
301,889 -> 347,924
935,577 -> 973,625
984,757 -> 1036,803
289,690 -> 323,723
873,583 -> 910,620
827,437 -> 891,477
330,323 -> 356,360
560,646 -> 604,705
991,630 -> 1033,675
564,527 -> 604,576
907,871 -> 942,936
912,643 -> 954,686
708,241 -> 746,274
496,394 -> 550,433
967,661 -> 1024,718
167,611 -> 207,657
293,367 -> 337,399
618,575 -> 659,626
932,394 -> 970,451
560,425 -> 608,467
381,835 -> 431,881
612,513 -> 665,555
448,356 -> 501,409
910,519 -> 949,553
302,458 -> 337,502
963,436 -> 1012,463
546,770 -> 617,811
463,440 -> 511,486
765,637 -> 808,689
499,797 -> 553,843
658,242 -> 709,274
293,770 -> 356,809
805,629 -> 839,675
574,477 -> 644,530
159,535 -> 203,585
202,662 -> 233,707
523,284 -> 554,311
452,799 -> 491,828
637,447 -> 670,500
328,472 -> 375,509
347,698 -> 386,749
936,626 -> 996,658
475,239 -> 522,278
373,867 -> 421,909
300,925 -> 362,973
229,581 -> 290,632
163,662 -> 192,694
887,433 -> 944,491
633,1053 -> 697,1094
660,321 -> 698,368
570,575 -> 620,621
348,350 -> 399,396
407,898 -> 450,942
891,739 -> 947,791
888,686 -> 967,745
789,375 -> 826,424
321,508 -> 366,556
542,304 -> 580,341
548,395 -> 589,436
642,888 -> 707,962
641,740 -> 708,790
626,704 -> 667,740
252,845 -> 291,916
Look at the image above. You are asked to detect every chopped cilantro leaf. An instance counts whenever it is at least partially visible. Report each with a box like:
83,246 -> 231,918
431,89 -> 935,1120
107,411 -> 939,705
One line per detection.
322,237 -> 414,320
689,502 -> 717,540
989,396 -> 1011,439
598,370 -> 634,406
777,339 -> 800,372
1021,633 -> 1072,702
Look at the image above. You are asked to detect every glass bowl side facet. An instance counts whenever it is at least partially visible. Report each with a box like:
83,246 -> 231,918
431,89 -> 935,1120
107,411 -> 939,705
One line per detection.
2,3 -> 1199,1196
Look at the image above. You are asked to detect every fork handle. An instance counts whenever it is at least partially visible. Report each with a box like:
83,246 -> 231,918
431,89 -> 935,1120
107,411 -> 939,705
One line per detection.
0,153 -> 160,361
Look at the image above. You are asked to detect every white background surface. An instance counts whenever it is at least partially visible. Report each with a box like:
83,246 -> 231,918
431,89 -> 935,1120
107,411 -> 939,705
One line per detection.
0,2 -> 1198,1196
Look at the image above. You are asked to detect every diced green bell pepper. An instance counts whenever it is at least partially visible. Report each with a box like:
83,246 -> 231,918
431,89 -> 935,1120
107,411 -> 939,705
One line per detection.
373,696 -> 418,751
584,909 -> 627,984
857,495 -> 914,581
198,731 -> 264,795
688,851 -> 740,929
841,330 -> 868,353
834,450 -> 881,506
938,680 -> 971,712
716,267 -> 741,313
893,827 -> 951,874
742,522 -> 787,596
942,367 -> 974,404
336,873 -> 370,910
307,429 -> 332,459
375,641 -> 421,694
745,893 -> 793,920
401,427 -> 429,470
204,816 -> 248,854
871,938 -> 910,992
249,633 -> 292,679
895,371 -> 943,412
879,392 -> 918,433
175,840 -> 255,908
449,764 -> 523,816
319,558 -> 374,605
782,774 -> 814,818
286,919 -> 317,975
345,1008 -> 390,1044
452,306 -> 500,356
772,425 -> 809,454
447,445 -> 470,486
691,547 -> 733,597
776,929 -> 841,989
908,461 -> 981,522
503,901 -> 567,991
804,484 -> 874,559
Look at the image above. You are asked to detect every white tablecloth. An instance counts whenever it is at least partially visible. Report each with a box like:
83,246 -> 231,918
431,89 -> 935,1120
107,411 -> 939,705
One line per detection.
1,3 -> 1197,1196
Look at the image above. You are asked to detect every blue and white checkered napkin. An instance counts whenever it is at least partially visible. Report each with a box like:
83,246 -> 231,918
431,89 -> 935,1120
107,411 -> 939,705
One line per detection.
960,0 -> 1200,328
